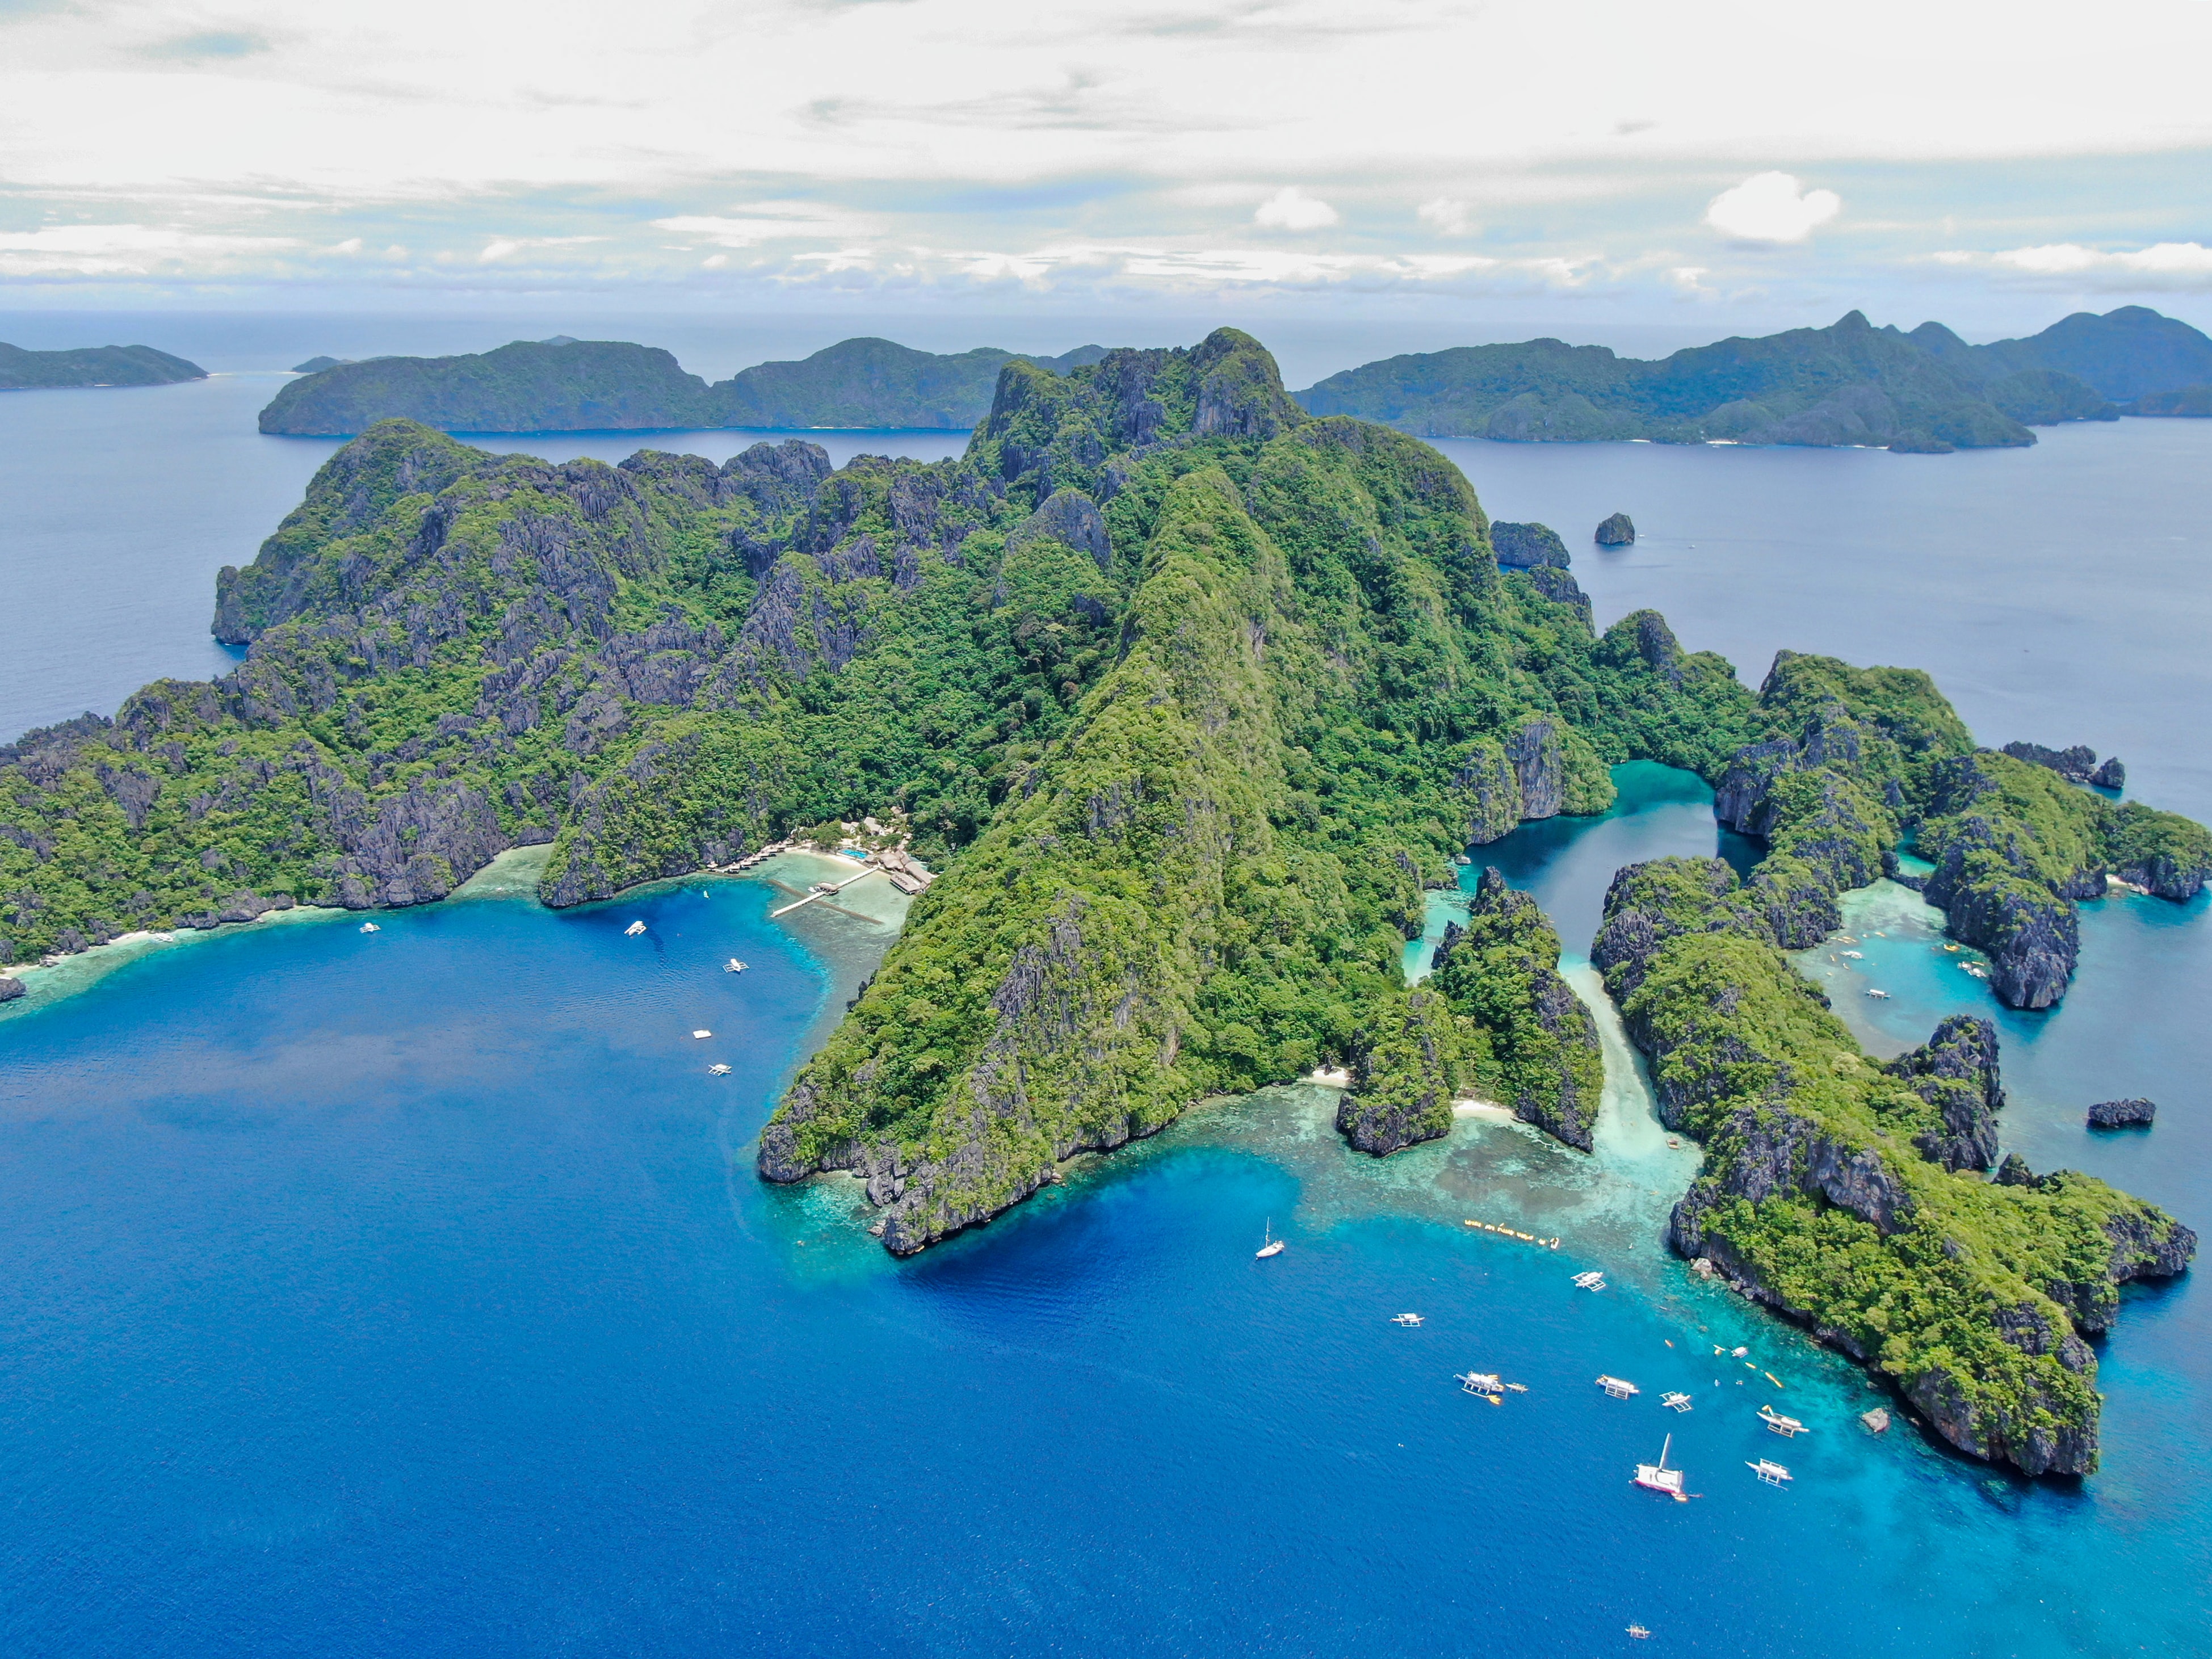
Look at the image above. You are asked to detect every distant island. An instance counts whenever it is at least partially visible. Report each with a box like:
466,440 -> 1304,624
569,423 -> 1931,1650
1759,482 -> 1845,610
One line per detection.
7,327 -> 2205,1477
258,336 -> 1109,435
1296,305 -> 2212,452
0,342 -> 205,391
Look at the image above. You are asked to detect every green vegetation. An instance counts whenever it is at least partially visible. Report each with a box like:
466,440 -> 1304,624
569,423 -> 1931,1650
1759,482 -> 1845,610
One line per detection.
258,336 -> 1110,436
1295,311 -> 2035,451
1426,867 -> 1603,1149
1596,858 -> 2194,1476
0,342 -> 204,390
5,323 -> 2200,1475
1909,305 -> 2212,405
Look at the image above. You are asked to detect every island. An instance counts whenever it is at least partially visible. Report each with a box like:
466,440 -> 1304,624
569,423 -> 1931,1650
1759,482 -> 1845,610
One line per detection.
3,327 -> 2202,1477
1294,305 -> 2212,450
0,342 -> 205,390
257,335 -> 1109,435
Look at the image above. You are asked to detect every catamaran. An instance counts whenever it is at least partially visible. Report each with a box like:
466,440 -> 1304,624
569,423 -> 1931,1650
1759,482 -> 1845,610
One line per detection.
1256,1221 -> 1285,1259
1632,1434 -> 1689,1501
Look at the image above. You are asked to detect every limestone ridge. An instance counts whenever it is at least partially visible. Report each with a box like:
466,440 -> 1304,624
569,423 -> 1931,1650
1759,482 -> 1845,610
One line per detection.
258,336 -> 1113,436
1427,867 -> 1604,1150
755,330 -> 1733,1246
1710,653 -> 2211,1007
1594,856 -> 2196,1476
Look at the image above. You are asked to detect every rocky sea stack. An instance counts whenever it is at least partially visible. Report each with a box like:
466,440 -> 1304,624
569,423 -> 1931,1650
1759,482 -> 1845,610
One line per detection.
2087,1098 -> 2157,1129
1594,512 -> 1635,545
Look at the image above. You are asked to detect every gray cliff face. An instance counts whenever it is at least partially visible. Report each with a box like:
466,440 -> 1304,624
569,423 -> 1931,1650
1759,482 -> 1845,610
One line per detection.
2001,740 -> 2101,783
2087,1097 -> 2156,1129
1506,716 -> 1565,821
1012,489 -> 1112,572
1491,520 -> 1569,569
0,976 -> 23,1001
1334,1080 -> 1451,1157
1884,1014 -> 2004,1171
1594,511 -> 1635,544
2113,851 -> 2206,902
763,896 -> 1177,1255
1919,820 -> 2079,1009
1520,565 -> 1593,628
1902,1351 -> 2097,1479
1590,857 -> 1769,999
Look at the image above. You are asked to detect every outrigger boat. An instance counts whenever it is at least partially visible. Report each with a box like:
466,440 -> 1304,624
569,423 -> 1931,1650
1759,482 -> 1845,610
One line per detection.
359,922 -> 380,934
1748,1458 -> 1793,1487
624,920 -> 647,936
708,1064 -> 731,1076
1758,1405 -> 1808,1437
1632,1434 -> 1689,1501
1256,1220 -> 1285,1259
1660,1391 -> 1694,1413
1627,1625 -> 1652,1640
1571,1270 -> 1606,1291
1457,1371 -> 1504,1395
1596,1375 -> 1641,1399
1391,1313 -> 1424,1327
725,958 -> 746,972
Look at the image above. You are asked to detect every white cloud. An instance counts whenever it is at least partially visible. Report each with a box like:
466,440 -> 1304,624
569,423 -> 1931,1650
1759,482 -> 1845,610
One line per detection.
652,204 -> 875,246
1417,198 -> 1475,237
1703,172 -> 1841,244
1930,241 -> 2212,291
0,220 -> 293,274
1253,187 -> 1338,231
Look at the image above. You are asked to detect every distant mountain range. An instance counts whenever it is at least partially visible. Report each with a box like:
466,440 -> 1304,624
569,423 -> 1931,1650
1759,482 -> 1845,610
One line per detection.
258,337 -> 1110,436
254,306 -> 2212,450
1294,306 -> 2212,453
0,342 -> 205,391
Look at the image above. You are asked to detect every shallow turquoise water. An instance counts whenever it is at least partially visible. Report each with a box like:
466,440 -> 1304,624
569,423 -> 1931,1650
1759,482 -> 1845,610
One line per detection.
2,767 -> 2207,1656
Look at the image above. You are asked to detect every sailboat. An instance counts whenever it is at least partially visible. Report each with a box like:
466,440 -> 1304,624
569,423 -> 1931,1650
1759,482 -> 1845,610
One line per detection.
1256,1220 -> 1286,1259
1632,1434 -> 1689,1501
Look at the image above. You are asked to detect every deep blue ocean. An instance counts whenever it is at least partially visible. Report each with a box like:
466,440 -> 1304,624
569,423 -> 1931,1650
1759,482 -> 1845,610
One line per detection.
2,350 -> 2209,1656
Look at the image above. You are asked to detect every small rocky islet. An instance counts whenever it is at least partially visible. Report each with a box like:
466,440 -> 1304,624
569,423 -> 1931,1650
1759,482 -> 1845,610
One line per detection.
2,327 -> 2205,1478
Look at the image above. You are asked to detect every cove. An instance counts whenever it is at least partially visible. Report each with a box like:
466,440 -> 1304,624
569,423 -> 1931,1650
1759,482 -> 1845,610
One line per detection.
2,765 -> 2206,1656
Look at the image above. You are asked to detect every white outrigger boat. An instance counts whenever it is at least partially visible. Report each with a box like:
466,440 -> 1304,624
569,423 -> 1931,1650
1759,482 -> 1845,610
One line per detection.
359,922 -> 380,934
1758,1405 -> 1809,1438
1457,1371 -> 1504,1396
1660,1391 -> 1694,1413
708,1064 -> 731,1076
624,920 -> 647,936
725,958 -> 746,972
1256,1220 -> 1285,1259
1596,1375 -> 1641,1399
1391,1312 -> 1424,1327
1571,1270 -> 1607,1291
1748,1458 -> 1793,1487
1632,1434 -> 1689,1502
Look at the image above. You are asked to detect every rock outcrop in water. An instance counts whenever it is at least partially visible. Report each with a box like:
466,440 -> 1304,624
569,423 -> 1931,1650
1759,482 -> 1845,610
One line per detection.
2087,1098 -> 2157,1129
1594,513 -> 1635,544
1596,853 -> 2195,1476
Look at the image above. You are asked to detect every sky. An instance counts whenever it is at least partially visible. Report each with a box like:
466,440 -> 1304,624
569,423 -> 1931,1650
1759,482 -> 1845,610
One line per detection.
3,0 -> 2211,346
